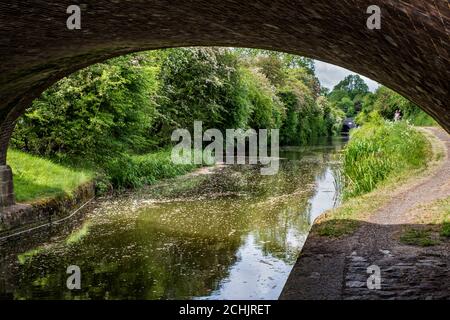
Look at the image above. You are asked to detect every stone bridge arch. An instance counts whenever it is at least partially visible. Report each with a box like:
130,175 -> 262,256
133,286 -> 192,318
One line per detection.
0,0 -> 449,207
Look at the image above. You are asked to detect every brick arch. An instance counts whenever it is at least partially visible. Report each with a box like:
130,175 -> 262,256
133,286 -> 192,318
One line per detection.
0,0 -> 449,207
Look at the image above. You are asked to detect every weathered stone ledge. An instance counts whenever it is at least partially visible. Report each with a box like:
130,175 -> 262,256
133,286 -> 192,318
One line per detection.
0,181 -> 95,237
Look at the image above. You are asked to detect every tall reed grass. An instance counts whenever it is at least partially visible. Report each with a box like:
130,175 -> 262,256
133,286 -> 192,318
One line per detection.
342,120 -> 430,198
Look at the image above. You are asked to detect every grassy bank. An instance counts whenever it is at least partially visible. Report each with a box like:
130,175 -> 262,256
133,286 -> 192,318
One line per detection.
7,150 -> 92,202
101,149 -> 200,191
8,148 -> 200,203
315,121 -> 434,237
342,120 -> 429,198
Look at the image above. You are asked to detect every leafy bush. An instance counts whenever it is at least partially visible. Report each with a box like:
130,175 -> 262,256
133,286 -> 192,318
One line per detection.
356,86 -> 436,126
327,75 -> 368,117
12,54 -> 158,163
278,71 -> 341,145
240,67 -> 284,129
154,48 -> 251,144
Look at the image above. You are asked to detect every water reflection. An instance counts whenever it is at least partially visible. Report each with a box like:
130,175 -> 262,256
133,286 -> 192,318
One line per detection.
0,137 -> 346,300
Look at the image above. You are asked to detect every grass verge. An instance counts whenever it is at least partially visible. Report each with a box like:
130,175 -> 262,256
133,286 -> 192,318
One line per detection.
8,148 -> 204,203
7,149 -> 92,202
99,148 -> 202,192
342,120 -> 430,198
314,122 -> 441,237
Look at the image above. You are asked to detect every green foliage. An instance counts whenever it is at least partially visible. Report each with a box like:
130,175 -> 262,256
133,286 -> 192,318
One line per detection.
318,96 -> 346,136
240,67 -> 283,129
12,48 -> 345,193
12,54 -> 158,163
156,47 -> 341,147
250,61 -> 339,145
332,74 -> 369,100
327,74 -> 369,117
155,48 -> 250,144
278,81 -> 320,146
356,86 -> 436,126
277,69 -> 343,145
324,75 -> 431,124
252,54 -> 286,87
236,49 -> 315,74
342,118 -> 429,198
104,149 -> 199,190
336,96 -> 355,117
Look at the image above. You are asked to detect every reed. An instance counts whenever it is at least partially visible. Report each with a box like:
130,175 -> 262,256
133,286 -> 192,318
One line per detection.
342,120 -> 429,198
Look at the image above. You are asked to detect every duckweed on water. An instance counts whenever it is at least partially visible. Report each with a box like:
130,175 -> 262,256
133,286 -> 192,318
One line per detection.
2,139 -> 346,300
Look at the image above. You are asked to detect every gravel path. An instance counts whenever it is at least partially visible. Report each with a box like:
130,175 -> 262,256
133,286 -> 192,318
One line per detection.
370,128 -> 450,225
281,127 -> 450,300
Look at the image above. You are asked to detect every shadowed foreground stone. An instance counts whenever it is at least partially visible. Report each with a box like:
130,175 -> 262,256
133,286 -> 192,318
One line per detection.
0,0 -> 449,207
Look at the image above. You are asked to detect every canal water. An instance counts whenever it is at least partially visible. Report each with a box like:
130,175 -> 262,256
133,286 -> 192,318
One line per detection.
0,137 -> 346,300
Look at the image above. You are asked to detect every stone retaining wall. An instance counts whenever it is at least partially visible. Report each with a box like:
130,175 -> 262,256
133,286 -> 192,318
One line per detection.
0,182 -> 95,235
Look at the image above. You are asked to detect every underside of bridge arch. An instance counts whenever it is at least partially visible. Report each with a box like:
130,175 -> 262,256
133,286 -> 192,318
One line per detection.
0,0 -> 449,207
